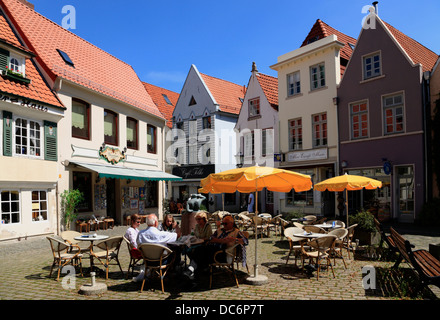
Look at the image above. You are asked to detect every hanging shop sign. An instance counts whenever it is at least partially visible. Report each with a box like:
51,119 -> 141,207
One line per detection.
99,146 -> 126,165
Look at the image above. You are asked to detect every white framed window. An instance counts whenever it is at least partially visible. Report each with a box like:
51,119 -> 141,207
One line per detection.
244,132 -> 254,157
8,54 -> 26,76
262,128 -> 274,156
287,71 -> 300,96
1,190 -> 20,224
289,118 -> 302,150
312,113 -> 327,147
350,101 -> 369,139
13,116 -> 43,158
363,52 -> 381,80
248,98 -> 260,117
383,93 -> 404,134
32,190 -> 48,222
310,63 -> 325,90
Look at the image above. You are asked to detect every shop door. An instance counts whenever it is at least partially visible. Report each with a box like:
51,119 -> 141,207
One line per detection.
106,178 -> 116,219
396,166 -> 415,222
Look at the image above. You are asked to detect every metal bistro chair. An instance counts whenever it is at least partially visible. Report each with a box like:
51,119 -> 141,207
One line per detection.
138,243 -> 175,293
47,236 -> 83,281
91,236 -> 124,280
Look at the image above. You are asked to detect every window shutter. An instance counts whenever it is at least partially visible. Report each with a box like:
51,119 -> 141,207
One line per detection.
44,121 -> 57,161
3,111 -> 12,156
0,48 -> 9,73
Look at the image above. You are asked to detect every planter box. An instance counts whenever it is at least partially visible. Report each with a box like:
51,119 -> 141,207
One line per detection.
353,229 -> 380,246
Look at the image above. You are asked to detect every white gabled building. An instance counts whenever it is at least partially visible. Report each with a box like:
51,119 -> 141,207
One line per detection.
171,64 -> 245,212
234,62 -> 279,214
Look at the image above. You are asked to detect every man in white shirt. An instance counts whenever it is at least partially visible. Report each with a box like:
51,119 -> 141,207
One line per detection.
133,214 -> 181,282
137,213 -> 181,246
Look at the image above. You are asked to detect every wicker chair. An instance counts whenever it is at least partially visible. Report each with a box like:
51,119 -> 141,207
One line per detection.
327,220 -> 346,230
284,227 -> 309,267
303,225 -> 326,234
302,215 -> 317,225
123,235 -> 142,279
209,243 -> 241,289
60,230 -> 90,253
47,236 -> 83,281
293,221 -> 305,229
344,224 -> 358,259
138,243 -> 175,293
328,228 -> 348,268
301,235 -> 337,280
252,216 -> 269,237
91,236 -> 124,279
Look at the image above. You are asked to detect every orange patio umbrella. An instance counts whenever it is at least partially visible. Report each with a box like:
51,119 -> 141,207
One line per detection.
314,173 -> 382,226
199,165 -> 313,284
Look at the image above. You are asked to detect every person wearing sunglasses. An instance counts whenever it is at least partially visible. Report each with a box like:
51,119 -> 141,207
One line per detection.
125,213 -> 141,249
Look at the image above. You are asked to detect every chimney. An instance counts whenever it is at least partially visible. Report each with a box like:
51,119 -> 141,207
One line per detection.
18,0 -> 34,10
372,1 -> 378,15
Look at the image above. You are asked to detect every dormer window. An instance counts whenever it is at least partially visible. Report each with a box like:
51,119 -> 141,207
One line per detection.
8,55 -> 25,77
0,47 -> 30,83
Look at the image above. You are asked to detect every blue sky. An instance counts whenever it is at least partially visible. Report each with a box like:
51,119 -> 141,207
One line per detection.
33,0 -> 440,93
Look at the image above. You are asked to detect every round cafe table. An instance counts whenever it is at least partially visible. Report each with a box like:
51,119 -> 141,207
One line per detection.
168,237 -> 204,267
74,234 -> 109,273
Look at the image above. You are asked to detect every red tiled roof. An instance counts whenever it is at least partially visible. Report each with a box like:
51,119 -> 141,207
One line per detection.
143,82 -> 179,128
383,21 -> 438,73
0,8 -> 63,108
200,72 -> 245,115
301,19 -> 356,61
256,73 -> 278,110
1,0 -> 163,119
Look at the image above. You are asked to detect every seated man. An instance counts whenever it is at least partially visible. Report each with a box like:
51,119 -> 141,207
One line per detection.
134,214 -> 181,282
185,215 -> 248,279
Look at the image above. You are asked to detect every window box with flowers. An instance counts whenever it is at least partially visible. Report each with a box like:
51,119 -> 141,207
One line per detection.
3,66 -> 31,84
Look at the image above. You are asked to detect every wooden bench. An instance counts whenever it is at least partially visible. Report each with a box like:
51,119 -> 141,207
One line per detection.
374,218 -> 397,253
390,227 -> 440,289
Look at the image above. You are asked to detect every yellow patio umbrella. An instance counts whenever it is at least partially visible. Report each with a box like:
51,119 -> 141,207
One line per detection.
314,173 -> 382,226
199,165 -> 313,285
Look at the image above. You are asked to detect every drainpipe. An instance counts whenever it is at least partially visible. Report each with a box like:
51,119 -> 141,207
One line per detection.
423,71 -> 431,203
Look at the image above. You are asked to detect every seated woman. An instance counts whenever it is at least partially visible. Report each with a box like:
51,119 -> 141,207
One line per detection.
185,215 -> 248,279
158,213 -> 182,266
125,213 -> 142,254
194,211 -> 212,240
158,214 -> 181,233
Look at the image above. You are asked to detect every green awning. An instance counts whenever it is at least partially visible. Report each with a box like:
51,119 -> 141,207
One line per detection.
72,162 -> 182,181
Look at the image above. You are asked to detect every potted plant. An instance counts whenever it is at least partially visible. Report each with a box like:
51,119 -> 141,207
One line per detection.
349,209 -> 380,245
60,189 -> 84,230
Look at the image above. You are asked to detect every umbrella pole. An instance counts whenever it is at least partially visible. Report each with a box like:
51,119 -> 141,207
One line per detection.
345,189 -> 349,227
254,191 -> 258,278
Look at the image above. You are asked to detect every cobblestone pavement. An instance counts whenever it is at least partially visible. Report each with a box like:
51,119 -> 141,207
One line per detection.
1,222 -> 439,302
